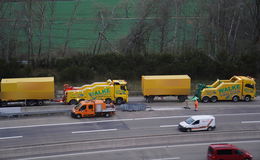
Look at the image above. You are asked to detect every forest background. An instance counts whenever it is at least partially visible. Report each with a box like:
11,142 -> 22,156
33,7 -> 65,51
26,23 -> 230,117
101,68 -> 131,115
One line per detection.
0,0 -> 259,91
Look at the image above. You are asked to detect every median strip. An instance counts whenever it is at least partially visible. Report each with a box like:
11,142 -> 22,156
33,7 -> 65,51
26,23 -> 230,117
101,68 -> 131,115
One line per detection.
72,129 -> 118,134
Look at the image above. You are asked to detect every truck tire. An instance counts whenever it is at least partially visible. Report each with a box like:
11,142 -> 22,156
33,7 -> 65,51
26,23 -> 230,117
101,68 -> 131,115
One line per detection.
116,98 -> 123,105
69,99 -> 78,105
244,95 -> 251,102
202,96 -> 210,103
146,96 -> 155,103
210,96 -> 218,103
104,113 -> 110,117
26,100 -> 36,106
232,96 -> 239,102
178,95 -> 187,102
37,100 -> 44,106
76,114 -> 81,119
105,98 -> 112,104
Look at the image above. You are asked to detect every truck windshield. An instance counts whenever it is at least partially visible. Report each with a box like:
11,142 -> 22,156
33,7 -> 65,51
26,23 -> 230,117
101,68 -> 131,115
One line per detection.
185,117 -> 195,124
121,85 -> 127,91
75,103 -> 82,110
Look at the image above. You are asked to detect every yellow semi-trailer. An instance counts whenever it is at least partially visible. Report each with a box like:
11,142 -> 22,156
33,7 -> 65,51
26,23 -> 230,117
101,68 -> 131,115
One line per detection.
195,76 -> 256,103
0,77 -> 55,106
64,80 -> 128,105
142,75 -> 191,102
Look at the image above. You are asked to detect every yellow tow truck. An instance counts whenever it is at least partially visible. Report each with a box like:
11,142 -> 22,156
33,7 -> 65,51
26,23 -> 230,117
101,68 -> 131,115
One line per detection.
195,76 -> 256,103
64,79 -> 128,105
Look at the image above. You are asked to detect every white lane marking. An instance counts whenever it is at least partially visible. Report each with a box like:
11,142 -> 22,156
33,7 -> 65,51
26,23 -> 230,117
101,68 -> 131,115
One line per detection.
152,108 -> 183,111
17,139 -> 260,160
72,128 -> 118,134
0,136 -> 23,140
149,157 -> 180,160
160,125 -> 178,128
2,112 -> 260,130
241,121 -> 260,124
0,119 -> 133,130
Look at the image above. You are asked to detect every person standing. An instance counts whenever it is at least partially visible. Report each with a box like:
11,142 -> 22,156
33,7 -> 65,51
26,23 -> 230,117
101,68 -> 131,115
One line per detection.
194,99 -> 199,111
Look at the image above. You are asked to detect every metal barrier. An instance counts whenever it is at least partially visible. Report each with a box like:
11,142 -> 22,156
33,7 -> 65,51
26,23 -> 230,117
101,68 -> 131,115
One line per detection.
117,103 -> 147,111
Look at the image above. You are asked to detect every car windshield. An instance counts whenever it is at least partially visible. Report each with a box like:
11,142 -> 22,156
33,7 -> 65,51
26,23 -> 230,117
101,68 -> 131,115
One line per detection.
185,117 -> 195,124
75,103 -> 82,110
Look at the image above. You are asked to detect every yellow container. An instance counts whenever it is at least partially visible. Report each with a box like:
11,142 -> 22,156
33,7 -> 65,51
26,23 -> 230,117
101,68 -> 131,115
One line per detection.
142,75 -> 191,96
0,77 -> 55,101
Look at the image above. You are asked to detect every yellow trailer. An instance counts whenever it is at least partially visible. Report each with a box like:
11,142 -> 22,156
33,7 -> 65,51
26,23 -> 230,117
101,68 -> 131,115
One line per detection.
142,75 -> 191,102
195,76 -> 256,103
64,79 -> 128,105
0,77 -> 55,106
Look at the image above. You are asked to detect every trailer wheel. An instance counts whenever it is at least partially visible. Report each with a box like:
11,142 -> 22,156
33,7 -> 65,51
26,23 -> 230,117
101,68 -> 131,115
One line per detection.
178,96 -> 187,102
76,114 -> 81,119
244,95 -> 251,102
116,98 -> 123,105
69,99 -> 78,105
37,100 -> 44,106
202,96 -> 210,103
232,96 -> 239,102
146,96 -> 155,103
104,113 -> 110,117
26,100 -> 36,106
210,96 -> 218,103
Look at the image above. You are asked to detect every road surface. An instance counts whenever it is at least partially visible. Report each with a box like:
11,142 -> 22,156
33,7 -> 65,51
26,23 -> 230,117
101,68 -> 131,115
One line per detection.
0,97 -> 260,160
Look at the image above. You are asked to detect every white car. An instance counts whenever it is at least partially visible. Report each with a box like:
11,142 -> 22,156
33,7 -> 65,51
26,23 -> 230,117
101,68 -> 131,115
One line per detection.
178,115 -> 216,132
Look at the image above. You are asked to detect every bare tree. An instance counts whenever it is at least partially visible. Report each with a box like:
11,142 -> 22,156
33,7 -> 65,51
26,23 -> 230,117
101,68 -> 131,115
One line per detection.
34,1 -> 47,60
47,0 -> 56,64
93,4 -> 117,54
63,0 -> 80,57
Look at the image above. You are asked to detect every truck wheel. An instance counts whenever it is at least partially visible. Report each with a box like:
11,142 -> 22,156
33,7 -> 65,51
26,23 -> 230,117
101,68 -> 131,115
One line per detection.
69,99 -> 78,105
147,96 -> 154,103
232,96 -> 239,102
26,100 -> 36,106
244,95 -> 251,102
178,96 -> 187,102
104,113 -> 110,117
37,100 -> 44,106
202,96 -> 210,103
76,114 -> 81,119
116,98 -> 123,105
105,98 -> 112,104
210,96 -> 218,103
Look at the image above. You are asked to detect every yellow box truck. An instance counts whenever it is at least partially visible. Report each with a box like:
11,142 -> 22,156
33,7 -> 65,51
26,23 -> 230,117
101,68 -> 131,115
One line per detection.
142,75 -> 191,102
64,79 -> 128,105
195,76 -> 256,103
0,77 -> 55,106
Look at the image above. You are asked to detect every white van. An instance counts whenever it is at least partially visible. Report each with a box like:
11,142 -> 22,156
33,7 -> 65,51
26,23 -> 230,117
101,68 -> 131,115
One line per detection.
178,115 -> 216,132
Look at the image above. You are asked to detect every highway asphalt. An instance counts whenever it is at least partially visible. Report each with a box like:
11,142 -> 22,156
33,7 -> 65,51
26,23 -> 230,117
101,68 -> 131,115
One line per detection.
0,96 -> 260,160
